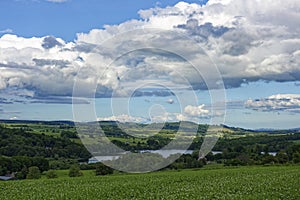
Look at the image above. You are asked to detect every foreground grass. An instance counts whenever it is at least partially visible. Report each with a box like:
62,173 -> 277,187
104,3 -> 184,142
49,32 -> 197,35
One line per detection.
0,165 -> 299,200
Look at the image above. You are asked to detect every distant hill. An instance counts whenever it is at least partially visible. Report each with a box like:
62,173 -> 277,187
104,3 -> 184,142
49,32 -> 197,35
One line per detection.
254,127 -> 300,134
0,119 -> 75,126
1,119 -> 299,135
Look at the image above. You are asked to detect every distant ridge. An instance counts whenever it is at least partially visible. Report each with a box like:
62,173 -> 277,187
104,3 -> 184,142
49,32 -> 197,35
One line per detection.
0,119 -> 75,126
1,119 -> 299,133
221,124 -> 255,132
254,127 -> 300,133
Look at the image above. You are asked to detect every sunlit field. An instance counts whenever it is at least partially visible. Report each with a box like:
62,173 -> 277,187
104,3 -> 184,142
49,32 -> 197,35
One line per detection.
0,165 -> 299,200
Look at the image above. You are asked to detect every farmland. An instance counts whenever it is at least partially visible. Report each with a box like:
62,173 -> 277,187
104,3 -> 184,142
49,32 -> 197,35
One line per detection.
0,165 -> 299,200
0,120 -> 299,199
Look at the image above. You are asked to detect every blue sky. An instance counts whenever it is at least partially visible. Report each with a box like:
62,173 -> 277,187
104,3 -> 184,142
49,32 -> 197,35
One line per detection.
0,0 -> 299,129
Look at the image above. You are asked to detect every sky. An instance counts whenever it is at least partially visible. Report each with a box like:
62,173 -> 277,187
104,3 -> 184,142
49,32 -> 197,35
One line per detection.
0,0 -> 300,129
0,0 -> 205,41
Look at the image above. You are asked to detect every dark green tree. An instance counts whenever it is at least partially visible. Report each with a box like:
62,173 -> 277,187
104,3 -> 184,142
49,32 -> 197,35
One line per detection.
16,166 -> 28,179
95,163 -> 114,176
61,131 -> 78,139
46,170 -> 58,179
68,165 -> 82,177
292,152 -> 300,163
276,151 -> 289,164
26,166 -> 41,179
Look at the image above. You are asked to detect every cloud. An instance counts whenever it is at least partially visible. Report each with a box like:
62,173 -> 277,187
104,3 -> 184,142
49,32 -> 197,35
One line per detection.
42,36 -> 63,49
97,114 -> 147,123
0,29 -> 13,34
132,89 -> 175,97
30,96 -> 90,104
184,104 -> 209,117
0,0 -> 299,101
245,94 -> 300,113
166,98 -> 174,104
97,104 -> 214,124
0,97 -> 13,104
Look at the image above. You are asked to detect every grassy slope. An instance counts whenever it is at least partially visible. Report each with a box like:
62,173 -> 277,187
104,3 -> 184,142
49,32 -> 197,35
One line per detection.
0,121 -> 286,147
0,165 -> 299,200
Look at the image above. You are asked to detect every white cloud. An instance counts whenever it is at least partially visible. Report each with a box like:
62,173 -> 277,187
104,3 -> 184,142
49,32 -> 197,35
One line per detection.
0,0 -> 300,101
245,94 -> 300,113
66,0 -> 300,91
184,104 -> 209,116
97,114 -> 147,123
96,104 -> 213,124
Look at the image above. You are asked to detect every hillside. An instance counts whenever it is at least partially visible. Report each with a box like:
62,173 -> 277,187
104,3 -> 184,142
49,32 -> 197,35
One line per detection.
0,120 -> 299,177
0,124 -> 90,160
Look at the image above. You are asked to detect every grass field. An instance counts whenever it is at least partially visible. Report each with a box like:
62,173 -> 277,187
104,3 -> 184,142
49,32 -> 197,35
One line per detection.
0,165 -> 299,200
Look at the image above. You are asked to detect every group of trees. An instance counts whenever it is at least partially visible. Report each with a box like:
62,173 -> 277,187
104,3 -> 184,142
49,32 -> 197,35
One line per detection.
205,143 -> 300,166
111,135 -> 172,151
68,163 -> 114,177
98,152 -> 206,172
61,130 -> 78,139
0,158 -> 114,180
0,124 -> 92,179
0,156 -> 49,177
0,125 -> 91,159
167,153 -> 206,170
213,133 -> 300,152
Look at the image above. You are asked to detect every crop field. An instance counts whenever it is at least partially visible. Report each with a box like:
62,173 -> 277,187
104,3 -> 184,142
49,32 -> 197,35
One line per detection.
0,165 -> 299,200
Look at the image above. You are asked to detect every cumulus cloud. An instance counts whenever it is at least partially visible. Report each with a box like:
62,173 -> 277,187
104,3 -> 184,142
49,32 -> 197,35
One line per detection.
97,104 -> 214,124
42,36 -> 63,49
0,0 -> 299,101
184,104 -> 209,116
0,34 -> 78,98
97,114 -> 147,123
245,94 -> 300,113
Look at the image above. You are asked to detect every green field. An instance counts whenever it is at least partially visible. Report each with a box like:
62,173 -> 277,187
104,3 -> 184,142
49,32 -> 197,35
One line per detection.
0,165 -> 299,200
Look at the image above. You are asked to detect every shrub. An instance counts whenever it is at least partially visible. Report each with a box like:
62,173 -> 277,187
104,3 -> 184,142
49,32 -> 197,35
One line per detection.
26,166 -> 41,179
69,165 -> 83,177
95,163 -> 114,176
46,170 -> 58,179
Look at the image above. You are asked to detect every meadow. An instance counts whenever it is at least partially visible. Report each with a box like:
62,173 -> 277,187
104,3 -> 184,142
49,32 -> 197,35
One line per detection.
0,165 -> 299,200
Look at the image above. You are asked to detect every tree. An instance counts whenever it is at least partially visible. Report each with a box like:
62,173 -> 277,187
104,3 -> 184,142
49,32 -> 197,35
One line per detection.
262,155 -> 277,165
68,165 -> 82,177
32,157 -> 49,172
292,152 -> 300,163
26,166 -> 41,179
16,166 -> 28,179
46,170 -> 58,179
0,166 -> 8,176
61,131 -> 78,139
276,151 -> 289,164
95,163 -> 114,176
